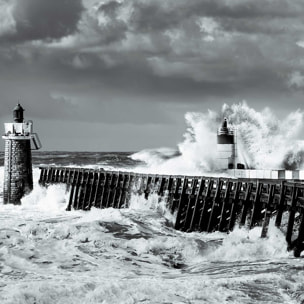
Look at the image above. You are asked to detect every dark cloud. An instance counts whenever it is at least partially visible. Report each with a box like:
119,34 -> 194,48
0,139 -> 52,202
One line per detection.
130,2 -> 182,33
1,0 -> 304,151
97,1 -> 122,17
1,0 -> 83,42
128,0 -> 302,34
1,0 -> 303,97
195,0 -> 300,19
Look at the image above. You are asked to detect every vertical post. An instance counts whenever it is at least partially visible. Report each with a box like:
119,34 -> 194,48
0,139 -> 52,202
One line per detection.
166,177 -> 174,209
125,174 -> 136,207
158,176 -> 167,196
107,173 -> 119,208
286,186 -> 298,246
182,178 -> 199,231
174,177 -> 188,230
80,170 -> 91,210
62,168 -> 67,183
249,182 -> 263,229
275,181 -> 286,228
100,173 -> 110,208
86,171 -> 97,210
293,210 -> 304,257
199,179 -> 214,232
105,173 -> 113,208
170,177 -> 182,213
38,167 -> 46,186
218,180 -> 233,232
73,169 -> 83,210
207,179 -> 223,232
113,174 -> 124,208
39,167 -> 45,185
119,173 -> 130,208
66,169 -> 77,211
227,181 -> 242,231
239,182 -> 253,227
92,171 -> 103,208
261,184 -> 275,238
2,104 -> 41,204
189,178 -> 206,231
144,176 -> 152,199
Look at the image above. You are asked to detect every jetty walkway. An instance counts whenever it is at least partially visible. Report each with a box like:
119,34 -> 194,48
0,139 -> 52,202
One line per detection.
39,166 -> 304,257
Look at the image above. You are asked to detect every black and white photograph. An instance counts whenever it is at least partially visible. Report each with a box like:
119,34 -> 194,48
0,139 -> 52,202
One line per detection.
1,0 -> 304,303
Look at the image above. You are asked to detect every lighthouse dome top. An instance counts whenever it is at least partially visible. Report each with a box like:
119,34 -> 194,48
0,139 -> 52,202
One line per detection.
14,103 -> 24,111
13,103 -> 24,123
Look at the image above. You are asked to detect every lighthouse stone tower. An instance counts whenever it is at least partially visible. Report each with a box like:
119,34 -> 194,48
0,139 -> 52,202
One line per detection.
2,104 -> 42,204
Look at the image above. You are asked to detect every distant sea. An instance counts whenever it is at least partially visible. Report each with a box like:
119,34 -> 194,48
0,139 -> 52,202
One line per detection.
0,151 -> 303,304
0,151 -> 140,169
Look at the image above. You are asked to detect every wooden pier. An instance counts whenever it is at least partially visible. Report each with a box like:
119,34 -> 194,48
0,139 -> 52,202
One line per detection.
39,166 -> 304,257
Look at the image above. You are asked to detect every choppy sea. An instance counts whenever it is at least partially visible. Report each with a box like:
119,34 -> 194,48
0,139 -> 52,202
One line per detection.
0,151 -> 304,304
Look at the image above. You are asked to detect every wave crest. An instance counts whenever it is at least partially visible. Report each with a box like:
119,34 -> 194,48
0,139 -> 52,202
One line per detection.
132,101 -> 304,174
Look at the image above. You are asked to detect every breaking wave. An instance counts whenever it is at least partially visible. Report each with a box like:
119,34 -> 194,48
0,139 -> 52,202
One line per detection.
0,164 -> 303,303
131,101 -> 304,174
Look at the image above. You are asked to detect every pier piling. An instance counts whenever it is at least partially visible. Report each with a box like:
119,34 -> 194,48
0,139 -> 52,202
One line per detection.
39,166 -> 304,257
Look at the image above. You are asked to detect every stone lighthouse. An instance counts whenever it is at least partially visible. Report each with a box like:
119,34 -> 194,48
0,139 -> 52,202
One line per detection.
2,104 -> 42,204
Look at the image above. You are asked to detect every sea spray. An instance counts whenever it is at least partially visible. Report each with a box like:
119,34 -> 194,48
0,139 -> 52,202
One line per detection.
205,222 -> 290,262
131,102 -> 304,174
131,110 -> 219,175
222,102 -> 304,169
128,192 -> 176,226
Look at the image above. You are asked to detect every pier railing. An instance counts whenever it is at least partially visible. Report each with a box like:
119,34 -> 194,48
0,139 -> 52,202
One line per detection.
38,166 -> 304,257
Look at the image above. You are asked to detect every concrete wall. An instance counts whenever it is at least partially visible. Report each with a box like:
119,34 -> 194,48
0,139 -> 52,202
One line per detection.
227,169 -> 304,179
217,143 -> 235,169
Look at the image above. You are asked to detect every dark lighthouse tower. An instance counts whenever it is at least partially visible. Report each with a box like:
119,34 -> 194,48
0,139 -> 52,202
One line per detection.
216,118 -> 236,170
2,104 -> 42,204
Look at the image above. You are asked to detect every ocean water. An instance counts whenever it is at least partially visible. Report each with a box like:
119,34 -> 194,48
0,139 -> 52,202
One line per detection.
2,102 -> 304,304
0,151 -> 304,304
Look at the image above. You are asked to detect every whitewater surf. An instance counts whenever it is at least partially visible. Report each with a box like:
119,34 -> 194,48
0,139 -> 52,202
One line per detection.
1,103 -> 304,303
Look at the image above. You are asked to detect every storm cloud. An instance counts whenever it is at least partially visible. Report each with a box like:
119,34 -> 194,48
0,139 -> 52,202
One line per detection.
0,0 -> 83,42
0,0 -> 304,150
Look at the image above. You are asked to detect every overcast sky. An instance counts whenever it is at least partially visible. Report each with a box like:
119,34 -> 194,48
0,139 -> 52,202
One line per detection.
0,0 -> 304,151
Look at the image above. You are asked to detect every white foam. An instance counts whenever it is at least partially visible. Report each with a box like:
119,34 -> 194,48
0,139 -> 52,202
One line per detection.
128,193 -> 176,225
0,174 -> 302,304
206,221 -> 289,262
131,102 -> 304,175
